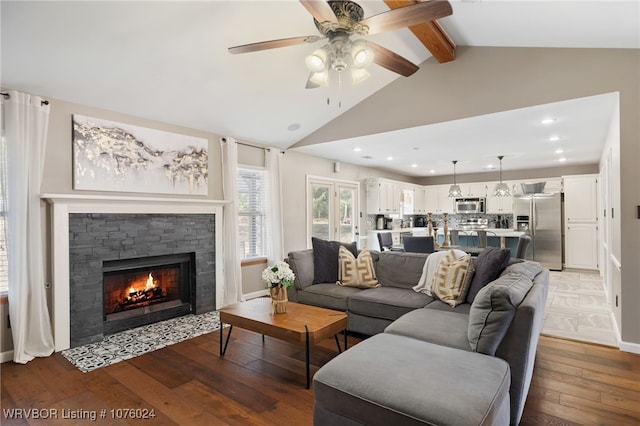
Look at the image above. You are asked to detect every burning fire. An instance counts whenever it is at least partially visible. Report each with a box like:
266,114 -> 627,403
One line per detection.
124,272 -> 163,304
129,272 -> 156,295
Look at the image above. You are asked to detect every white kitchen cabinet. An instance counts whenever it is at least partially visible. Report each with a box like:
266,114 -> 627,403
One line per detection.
564,175 -> 598,222
402,187 -> 415,215
425,185 -> 454,214
413,186 -> 427,214
565,223 -> 598,269
563,174 -> 598,270
366,179 -> 401,214
459,183 -> 488,198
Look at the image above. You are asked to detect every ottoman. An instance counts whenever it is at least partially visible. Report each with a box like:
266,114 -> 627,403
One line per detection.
313,333 -> 511,426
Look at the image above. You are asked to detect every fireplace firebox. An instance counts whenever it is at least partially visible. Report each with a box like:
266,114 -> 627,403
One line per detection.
102,253 -> 195,335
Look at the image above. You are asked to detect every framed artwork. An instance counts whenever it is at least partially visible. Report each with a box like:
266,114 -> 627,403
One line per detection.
72,115 -> 209,195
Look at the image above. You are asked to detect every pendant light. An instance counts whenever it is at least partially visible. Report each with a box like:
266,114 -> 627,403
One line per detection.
493,155 -> 511,197
448,160 -> 463,198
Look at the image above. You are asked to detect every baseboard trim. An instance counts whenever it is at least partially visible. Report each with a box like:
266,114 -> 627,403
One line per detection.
619,340 -> 640,354
1,350 -> 14,363
243,289 -> 269,300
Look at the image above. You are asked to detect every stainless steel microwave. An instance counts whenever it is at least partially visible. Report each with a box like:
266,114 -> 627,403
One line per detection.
455,198 -> 486,214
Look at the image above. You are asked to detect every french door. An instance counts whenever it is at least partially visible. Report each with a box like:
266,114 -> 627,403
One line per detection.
307,177 -> 359,245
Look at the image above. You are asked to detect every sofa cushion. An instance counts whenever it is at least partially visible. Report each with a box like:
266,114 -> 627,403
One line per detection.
468,272 -> 534,355
375,251 -> 428,289
288,249 -> 315,290
298,284 -> 361,311
311,238 -> 358,284
431,251 -> 473,307
348,287 -> 433,321
384,309 -> 471,351
466,247 -> 511,303
314,333 -> 511,426
337,246 -> 380,288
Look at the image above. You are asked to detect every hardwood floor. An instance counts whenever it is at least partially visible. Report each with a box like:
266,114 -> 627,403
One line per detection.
1,329 -> 639,425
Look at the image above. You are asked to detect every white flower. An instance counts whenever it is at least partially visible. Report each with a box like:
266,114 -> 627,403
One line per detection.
262,261 -> 296,288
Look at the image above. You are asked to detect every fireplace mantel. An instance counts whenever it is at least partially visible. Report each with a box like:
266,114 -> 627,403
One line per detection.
42,193 -> 229,351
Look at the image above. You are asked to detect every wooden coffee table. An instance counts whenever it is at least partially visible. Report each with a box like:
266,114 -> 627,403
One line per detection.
218,298 -> 348,388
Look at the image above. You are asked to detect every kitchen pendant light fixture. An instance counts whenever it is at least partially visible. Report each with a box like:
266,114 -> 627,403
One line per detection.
448,160 -> 463,198
493,155 -> 511,197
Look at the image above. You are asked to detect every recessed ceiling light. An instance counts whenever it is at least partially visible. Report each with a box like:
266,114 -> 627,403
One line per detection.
487,164 -> 495,170
549,135 -> 561,142
287,123 -> 300,131
541,118 -> 556,125
429,169 -> 436,174
387,156 -> 393,161
555,148 -> 564,154
412,147 -> 420,151
353,147 -> 361,152
411,164 -> 417,168
558,157 -> 567,162
361,155 -> 373,160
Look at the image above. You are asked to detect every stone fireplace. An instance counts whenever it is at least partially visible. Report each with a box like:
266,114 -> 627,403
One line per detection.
43,195 -> 226,351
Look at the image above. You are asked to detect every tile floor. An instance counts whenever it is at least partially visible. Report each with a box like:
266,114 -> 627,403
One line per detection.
542,270 -> 618,347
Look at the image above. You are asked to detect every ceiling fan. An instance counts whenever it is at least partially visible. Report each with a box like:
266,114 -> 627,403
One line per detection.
228,0 -> 453,88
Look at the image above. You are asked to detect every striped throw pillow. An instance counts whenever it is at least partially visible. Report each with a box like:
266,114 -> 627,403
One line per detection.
431,250 -> 472,307
337,246 -> 380,288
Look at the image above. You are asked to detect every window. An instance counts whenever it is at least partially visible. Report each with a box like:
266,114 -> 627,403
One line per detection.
237,167 -> 266,259
0,133 -> 7,293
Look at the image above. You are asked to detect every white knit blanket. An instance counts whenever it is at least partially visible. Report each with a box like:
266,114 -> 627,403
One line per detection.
413,249 -> 467,296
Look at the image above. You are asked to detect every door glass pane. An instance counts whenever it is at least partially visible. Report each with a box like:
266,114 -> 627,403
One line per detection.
338,186 -> 356,243
311,184 -> 330,240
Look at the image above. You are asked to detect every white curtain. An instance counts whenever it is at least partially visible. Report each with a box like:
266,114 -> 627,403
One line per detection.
265,148 -> 285,264
2,90 -> 54,363
220,137 -> 243,307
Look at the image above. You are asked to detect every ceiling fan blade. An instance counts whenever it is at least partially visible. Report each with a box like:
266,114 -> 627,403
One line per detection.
368,42 -> 419,77
299,0 -> 338,24
360,0 -> 453,35
229,35 -> 321,54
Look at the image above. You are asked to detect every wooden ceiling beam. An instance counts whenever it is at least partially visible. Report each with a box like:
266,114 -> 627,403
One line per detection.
383,0 -> 456,64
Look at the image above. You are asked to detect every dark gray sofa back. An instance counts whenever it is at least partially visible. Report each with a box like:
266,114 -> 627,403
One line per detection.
375,251 -> 428,289
494,266 -> 549,426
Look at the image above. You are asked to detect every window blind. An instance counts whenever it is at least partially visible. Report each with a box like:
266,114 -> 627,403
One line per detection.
237,167 -> 267,259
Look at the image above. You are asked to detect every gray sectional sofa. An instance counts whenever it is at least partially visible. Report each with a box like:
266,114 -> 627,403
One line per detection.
286,248 -> 549,426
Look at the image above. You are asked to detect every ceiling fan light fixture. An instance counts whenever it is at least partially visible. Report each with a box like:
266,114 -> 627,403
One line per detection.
308,70 -> 329,87
351,67 -> 370,84
493,155 -> 511,197
448,160 -> 463,198
305,47 -> 327,72
351,40 -> 374,68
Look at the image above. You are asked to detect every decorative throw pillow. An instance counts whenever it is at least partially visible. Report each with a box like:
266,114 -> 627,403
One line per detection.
465,247 -> 511,304
337,246 -> 380,288
431,250 -> 472,307
312,237 -> 358,284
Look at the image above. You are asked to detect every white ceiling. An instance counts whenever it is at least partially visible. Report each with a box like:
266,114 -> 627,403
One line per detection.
294,92 -> 620,177
2,1 -> 638,175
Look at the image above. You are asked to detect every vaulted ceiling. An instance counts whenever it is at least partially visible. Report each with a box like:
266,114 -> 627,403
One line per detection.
2,1 -> 638,176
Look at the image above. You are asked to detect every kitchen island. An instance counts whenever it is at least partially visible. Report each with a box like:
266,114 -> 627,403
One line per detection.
366,228 -> 524,253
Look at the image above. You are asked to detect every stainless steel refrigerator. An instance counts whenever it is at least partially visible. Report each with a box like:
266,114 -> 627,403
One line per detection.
512,193 -> 562,270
